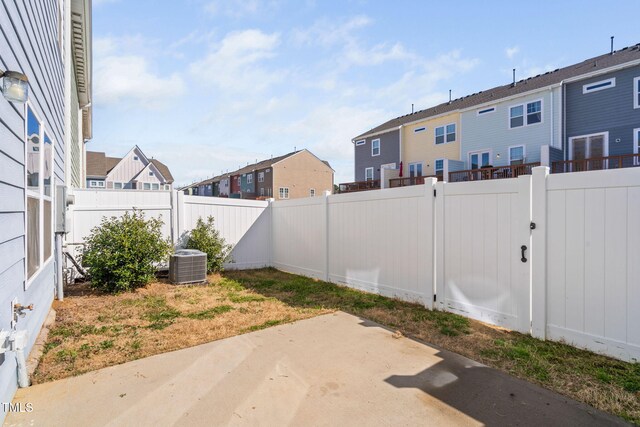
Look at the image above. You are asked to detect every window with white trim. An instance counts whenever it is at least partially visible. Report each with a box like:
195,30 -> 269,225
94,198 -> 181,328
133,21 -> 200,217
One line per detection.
310,188 -> 315,197
133,156 -> 139,161
258,172 -> 264,182
583,77 -> 615,94
434,159 -> 444,176
364,167 -> 374,181
89,180 -> 105,188
435,124 -> 456,144
510,100 -> 542,128
634,77 -> 640,109
26,106 -> 54,281
371,139 -> 380,156
260,188 -> 265,196
152,183 -> 159,190
164,184 -> 170,190
477,106 -> 495,115
114,182 -> 123,189
634,128 -> 640,165
279,187 -> 289,199
247,174 -> 253,184
355,139 -> 365,146
144,183 -> 151,190
509,145 -> 525,165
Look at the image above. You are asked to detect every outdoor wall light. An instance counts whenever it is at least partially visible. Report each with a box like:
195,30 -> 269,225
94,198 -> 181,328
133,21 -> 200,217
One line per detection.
0,70 -> 29,103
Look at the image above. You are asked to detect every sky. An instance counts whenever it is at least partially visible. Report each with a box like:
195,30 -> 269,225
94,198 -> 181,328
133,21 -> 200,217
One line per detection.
90,0 -> 640,187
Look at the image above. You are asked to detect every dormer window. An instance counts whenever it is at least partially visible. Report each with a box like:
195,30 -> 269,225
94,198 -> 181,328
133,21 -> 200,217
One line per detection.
133,156 -> 139,161
149,171 -> 154,176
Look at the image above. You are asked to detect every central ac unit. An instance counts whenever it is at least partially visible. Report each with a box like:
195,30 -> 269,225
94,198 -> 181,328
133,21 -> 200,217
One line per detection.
169,249 -> 207,284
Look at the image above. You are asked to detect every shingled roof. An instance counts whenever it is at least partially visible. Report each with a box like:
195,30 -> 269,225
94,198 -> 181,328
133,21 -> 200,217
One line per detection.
86,150 -> 174,183
354,43 -> 640,140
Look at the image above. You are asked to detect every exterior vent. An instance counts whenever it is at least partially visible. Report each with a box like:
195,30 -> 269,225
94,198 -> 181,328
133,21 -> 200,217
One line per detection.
169,249 -> 207,284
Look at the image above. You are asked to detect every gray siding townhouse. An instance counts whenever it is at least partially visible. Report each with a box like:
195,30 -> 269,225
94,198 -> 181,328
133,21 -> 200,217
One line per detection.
0,0 -> 92,420
85,146 -> 174,190
352,128 -> 400,182
563,54 -> 640,171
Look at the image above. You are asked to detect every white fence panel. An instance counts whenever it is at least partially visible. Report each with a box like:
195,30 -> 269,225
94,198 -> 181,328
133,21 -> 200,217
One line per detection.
545,168 -> 640,362
328,184 -> 434,306
69,189 -> 173,246
272,197 -> 326,279
179,195 -> 270,270
436,177 -> 531,333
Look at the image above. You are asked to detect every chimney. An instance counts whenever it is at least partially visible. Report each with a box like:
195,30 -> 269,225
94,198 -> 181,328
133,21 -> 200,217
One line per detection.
610,36 -> 614,54
448,90 -> 452,104
512,68 -> 516,87
411,103 -> 414,114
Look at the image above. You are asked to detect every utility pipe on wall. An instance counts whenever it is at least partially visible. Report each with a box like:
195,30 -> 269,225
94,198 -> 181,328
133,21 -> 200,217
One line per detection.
55,233 -> 64,301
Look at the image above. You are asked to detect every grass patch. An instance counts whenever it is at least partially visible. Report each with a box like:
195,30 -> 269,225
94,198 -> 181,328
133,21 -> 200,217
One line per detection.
245,319 -> 286,332
185,305 -> 234,320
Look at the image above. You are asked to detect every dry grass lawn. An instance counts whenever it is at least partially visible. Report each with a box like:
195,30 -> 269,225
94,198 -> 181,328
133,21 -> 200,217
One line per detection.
34,268 -> 639,424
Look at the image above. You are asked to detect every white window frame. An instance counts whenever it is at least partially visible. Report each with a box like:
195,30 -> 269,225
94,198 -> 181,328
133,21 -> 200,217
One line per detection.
89,180 -> 105,188
468,149 -> 492,169
634,77 -> 640,109
414,127 -> 426,133
434,159 -> 444,176
567,132 -> 609,160
24,104 -> 54,288
164,184 -> 170,190
152,183 -> 160,190
310,188 -> 315,197
508,145 -> 526,165
408,162 -> 423,177
634,128 -> 640,165
509,99 -> 543,129
260,188 -> 265,196
477,106 -> 496,116
371,139 -> 380,156
582,77 -> 616,94
258,172 -> 264,182
144,183 -> 151,190
355,139 -> 365,146
114,182 -> 123,189
279,187 -> 289,199
247,174 -> 253,184
434,123 -> 456,144
364,167 -> 374,181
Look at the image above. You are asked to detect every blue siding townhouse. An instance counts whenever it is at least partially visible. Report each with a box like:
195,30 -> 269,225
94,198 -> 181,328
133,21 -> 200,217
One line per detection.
0,0 -> 92,419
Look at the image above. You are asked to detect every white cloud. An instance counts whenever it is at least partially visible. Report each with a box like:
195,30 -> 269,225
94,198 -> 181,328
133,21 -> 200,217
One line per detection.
94,37 -> 186,109
189,29 -> 283,93
506,46 -> 520,59
204,0 -> 280,18
291,15 -> 371,48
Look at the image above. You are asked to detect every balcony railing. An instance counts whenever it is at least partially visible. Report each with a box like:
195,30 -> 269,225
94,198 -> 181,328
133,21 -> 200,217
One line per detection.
338,179 -> 380,193
552,153 -> 640,173
389,174 -> 443,188
448,162 -> 540,182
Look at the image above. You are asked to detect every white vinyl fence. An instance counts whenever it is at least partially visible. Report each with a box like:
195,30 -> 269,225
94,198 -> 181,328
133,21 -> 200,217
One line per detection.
66,166 -> 640,362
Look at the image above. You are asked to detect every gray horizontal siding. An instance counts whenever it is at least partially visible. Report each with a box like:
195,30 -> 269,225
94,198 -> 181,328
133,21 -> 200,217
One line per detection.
0,0 -> 65,417
565,64 -> 640,156
354,129 -> 400,181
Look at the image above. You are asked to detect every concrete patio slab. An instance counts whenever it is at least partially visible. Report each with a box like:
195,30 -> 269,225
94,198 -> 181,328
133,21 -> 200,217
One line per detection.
5,312 -> 627,426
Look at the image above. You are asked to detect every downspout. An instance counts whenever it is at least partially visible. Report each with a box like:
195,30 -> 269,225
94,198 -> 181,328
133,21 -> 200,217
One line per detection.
398,125 -> 403,168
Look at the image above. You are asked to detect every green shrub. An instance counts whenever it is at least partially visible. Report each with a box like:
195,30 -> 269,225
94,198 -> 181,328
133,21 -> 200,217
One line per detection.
82,212 -> 172,293
185,216 -> 231,273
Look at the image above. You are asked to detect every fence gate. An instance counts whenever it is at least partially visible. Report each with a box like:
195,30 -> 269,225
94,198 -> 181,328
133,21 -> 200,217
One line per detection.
435,176 -> 532,333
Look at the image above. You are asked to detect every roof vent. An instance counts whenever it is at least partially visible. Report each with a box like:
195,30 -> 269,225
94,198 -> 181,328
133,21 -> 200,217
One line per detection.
512,68 -> 516,87
610,36 -> 614,54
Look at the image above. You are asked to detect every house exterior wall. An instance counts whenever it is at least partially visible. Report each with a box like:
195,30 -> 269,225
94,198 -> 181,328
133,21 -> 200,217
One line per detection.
106,147 -> 146,183
353,129 -> 399,181
230,175 -> 241,195
240,172 -> 255,197
402,112 -> 461,176
133,163 -> 166,185
255,167 -> 273,198
0,0 -> 66,416
565,64 -> 640,158
272,150 -> 334,200
460,87 -> 562,168
218,177 -> 230,196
